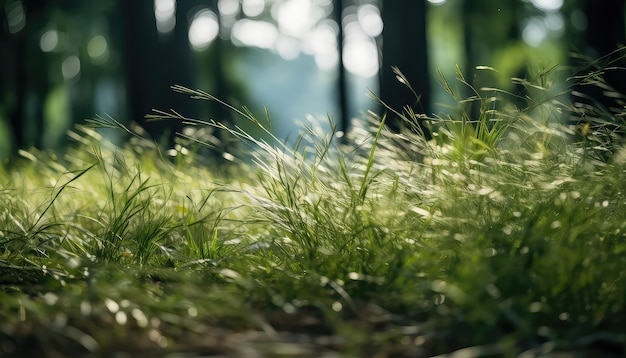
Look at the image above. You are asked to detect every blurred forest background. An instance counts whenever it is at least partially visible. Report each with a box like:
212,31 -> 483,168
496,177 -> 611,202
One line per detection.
0,0 -> 624,160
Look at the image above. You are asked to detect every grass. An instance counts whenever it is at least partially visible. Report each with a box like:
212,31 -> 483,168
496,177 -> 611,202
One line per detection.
1,64 -> 626,357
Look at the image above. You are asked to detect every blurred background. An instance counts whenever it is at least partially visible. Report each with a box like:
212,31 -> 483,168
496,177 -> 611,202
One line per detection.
0,0 -> 624,159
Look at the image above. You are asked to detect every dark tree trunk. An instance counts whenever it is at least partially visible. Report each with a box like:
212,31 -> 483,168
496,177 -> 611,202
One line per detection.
2,1 -> 50,153
333,0 -> 349,136
5,32 -> 27,151
379,0 -> 431,138
122,0 -> 199,146
578,0 -> 626,113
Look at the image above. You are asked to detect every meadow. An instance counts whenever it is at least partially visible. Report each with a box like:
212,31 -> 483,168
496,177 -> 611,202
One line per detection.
1,65 -> 625,357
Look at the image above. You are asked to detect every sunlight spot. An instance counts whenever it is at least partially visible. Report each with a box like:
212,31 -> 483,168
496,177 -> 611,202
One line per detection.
220,268 -> 240,280
427,0 -> 447,5
115,311 -> 127,325
529,0 -> 563,12
283,303 -> 296,313
222,151 -> 236,162
40,30 -> 59,52
154,0 -> 176,34
43,292 -> 58,305
104,298 -> 119,313
410,206 -> 430,217
476,187 -> 492,195
6,1 -> 25,33
331,301 -> 343,312
274,0 -> 318,38
218,0 -> 240,17
558,312 -> 570,321
87,35 -> 109,63
61,56 -> 81,80
132,308 -> 149,328
80,301 -> 92,316
550,220 -> 561,229
357,4 -> 383,37
232,19 -> 278,49
187,306 -> 198,317
189,9 -> 219,51
522,17 -> 546,47
544,12 -> 564,32
343,36 -> 379,77
276,35 -> 300,60
306,22 -> 338,70
242,0 -> 265,17
529,301 -> 542,312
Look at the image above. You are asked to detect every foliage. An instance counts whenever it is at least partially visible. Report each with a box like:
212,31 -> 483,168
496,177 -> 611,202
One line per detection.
1,65 -> 626,357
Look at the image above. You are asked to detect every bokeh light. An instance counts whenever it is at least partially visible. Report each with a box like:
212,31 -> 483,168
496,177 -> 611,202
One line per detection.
40,30 -> 59,52
188,9 -> 219,51
87,35 -> 109,63
218,0 -> 240,17
61,56 -> 81,80
529,0 -> 563,12
154,0 -> 176,34
232,19 -> 278,49
6,1 -> 25,33
242,0 -> 265,17
357,4 -> 383,37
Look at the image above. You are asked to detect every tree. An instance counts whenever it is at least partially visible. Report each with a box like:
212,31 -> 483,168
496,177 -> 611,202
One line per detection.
333,0 -> 348,135
122,0 -> 200,146
1,1 -> 51,153
379,0 -> 431,137
576,0 -> 626,114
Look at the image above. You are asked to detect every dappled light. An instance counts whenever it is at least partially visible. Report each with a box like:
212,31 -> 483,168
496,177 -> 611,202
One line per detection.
154,0 -> 176,34
305,21 -> 338,69
2,2 -> 626,354
529,0 -> 563,12
87,35 -> 109,64
188,9 -> 219,50
232,19 -> 278,49
5,0 -> 25,33
218,0 -> 240,17
522,12 -> 565,47
357,4 -> 383,37
61,55 -> 81,81
242,0 -> 266,17
39,30 -> 59,53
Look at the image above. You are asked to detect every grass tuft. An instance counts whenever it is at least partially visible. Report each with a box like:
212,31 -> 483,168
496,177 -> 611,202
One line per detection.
1,63 -> 626,356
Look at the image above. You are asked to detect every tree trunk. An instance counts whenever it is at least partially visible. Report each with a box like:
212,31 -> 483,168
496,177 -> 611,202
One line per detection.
122,0 -> 199,146
579,0 -> 626,113
379,0 -> 431,138
333,0 -> 348,136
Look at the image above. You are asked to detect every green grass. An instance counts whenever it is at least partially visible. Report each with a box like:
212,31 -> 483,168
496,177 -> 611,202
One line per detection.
1,65 -> 626,357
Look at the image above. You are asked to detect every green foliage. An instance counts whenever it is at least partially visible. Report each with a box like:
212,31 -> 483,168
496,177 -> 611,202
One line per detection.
1,65 -> 626,356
